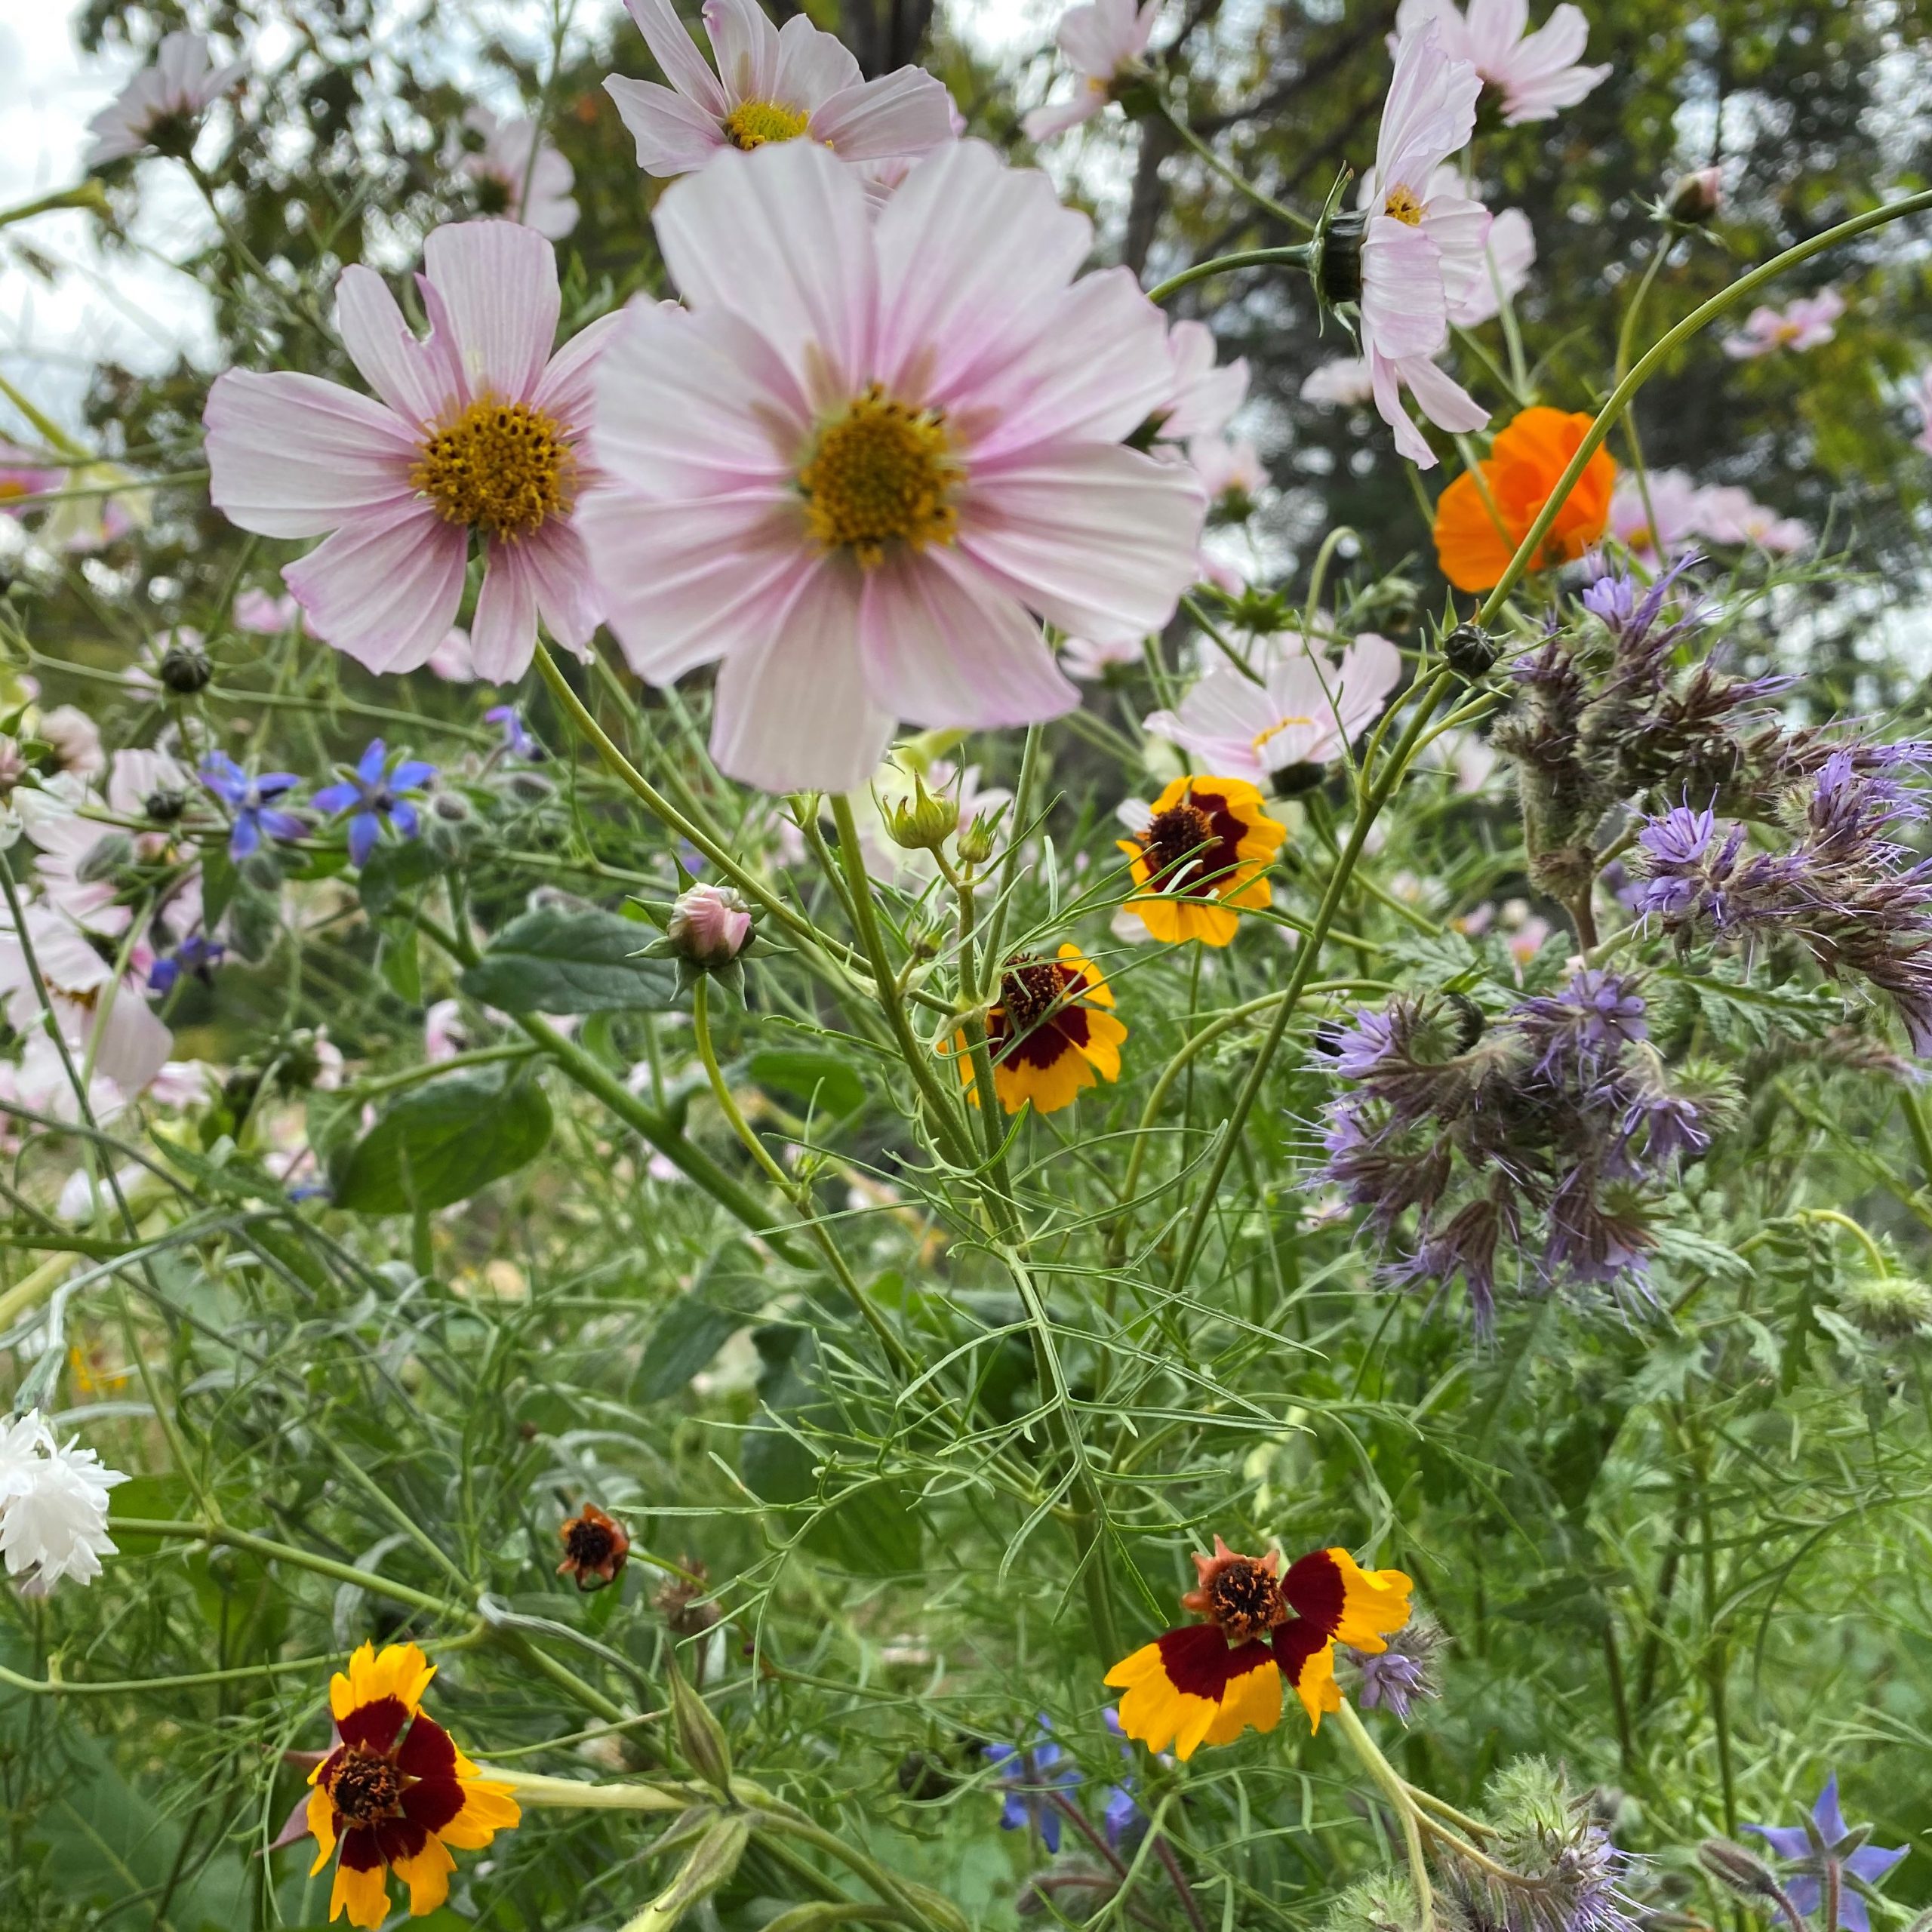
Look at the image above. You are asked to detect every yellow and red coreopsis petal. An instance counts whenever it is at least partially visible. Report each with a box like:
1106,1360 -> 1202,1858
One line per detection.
1106,1623 -> 1282,1761
1274,1623 -> 1345,1730
329,1831 -> 392,1930
1281,1546 -> 1414,1654
329,1639 -> 437,1746
1119,777 -> 1286,948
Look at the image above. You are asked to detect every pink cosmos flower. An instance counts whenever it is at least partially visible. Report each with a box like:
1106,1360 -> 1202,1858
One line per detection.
1300,358 -> 1375,408
1392,0 -> 1609,125
0,445 -> 57,514
205,220 -> 618,683
1023,0 -> 1162,142
605,0 -> 956,181
0,904 -> 173,1100
1915,368 -> 1932,457
232,587 -> 303,634
1722,288 -> 1845,359
1143,632 -> 1403,786
426,627 -> 478,681
1189,435 -> 1266,509
1693,485 -> 1810,554
41,466 -> 149,552
1429,168 -> 1534,327
1609,467 -> 1702,563
1154,319 -> 1247,441
425,998 -> 471,1062
1060,635 -> 1145,681
36,706 -> 105,782
1356,24 -> 1491,469
463,106 -> 580,239
580,138 -> 1206,792
85,30 -> 248,166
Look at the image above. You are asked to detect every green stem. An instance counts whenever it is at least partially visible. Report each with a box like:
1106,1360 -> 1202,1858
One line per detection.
1331,1700 -> 1434,1932
1146,245 -> 1314,304
108,1518 -> 454,1617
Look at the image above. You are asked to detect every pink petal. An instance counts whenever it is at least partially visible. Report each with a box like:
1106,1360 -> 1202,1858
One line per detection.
578,485 -> 808,684
961,267 -> 1175,463
421,221 -> 560,403
531,311 -> 626,429
872,140 -> 1091,407
1361,214 -> 1450,363
709,562 -> 892,792
471,545 -> 542,682
702,0 -> 783,104
1022,94 -> 1103,140
653,141 -> 875,405
517,521 -> 604,657
1401,354 -> 1488,435
771,13 -> 865,107
623,0 -> 728,116
284,503 -> 468,675
334,264 -> 460,427
1370,351 -> 1439,467
957,441 -> 1204,642
1377,21 -> 1480,191
857,548 -> 1077,728
1420,192 -> 1491,317
91,986 -> 173,1098
810,66 -> 960,161
203,370 -> 417,540
605,75 -> 730,175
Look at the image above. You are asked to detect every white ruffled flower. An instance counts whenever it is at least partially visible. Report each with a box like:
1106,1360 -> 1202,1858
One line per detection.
0,1412 -> 127,1590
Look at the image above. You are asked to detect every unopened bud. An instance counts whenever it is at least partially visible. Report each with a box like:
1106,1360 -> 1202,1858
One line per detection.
76,832 -> 134,884
1444,622 -> 1498,678
158,635 -> 213,694
884,774 -> 959,853
1667,166 -> 1723,226
144,786 -> 186,823
0,736 -> 27,795
956,814 -> 997,866
1698,1839 -> 1779,1899
666,1655 -> 733,1792
430,789 -> 472,823
668,883 -> 752,968
1318,208 -> 1365,309
623,1811 -> 750,1932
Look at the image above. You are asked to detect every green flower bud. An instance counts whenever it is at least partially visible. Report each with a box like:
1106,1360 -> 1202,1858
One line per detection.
884,774 -> 959,852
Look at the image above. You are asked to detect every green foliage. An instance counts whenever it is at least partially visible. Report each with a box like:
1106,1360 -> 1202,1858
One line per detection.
332,1066 -> 555,1213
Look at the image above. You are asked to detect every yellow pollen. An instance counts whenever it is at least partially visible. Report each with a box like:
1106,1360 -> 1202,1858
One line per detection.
0,481 -> 26,502
1383,183 -> 1424,226
722,99 -> 812,149
410,396 -> 573,543
798,386 -> 961,570
1251,713 -> 1315,755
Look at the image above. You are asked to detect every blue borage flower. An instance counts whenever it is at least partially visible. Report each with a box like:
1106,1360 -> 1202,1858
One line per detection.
313,740 -> 437,869
1746,1775 -> 1908,1932
198,750 -> 305,860
149,934 -> 224,995
983,1718 -> 1079,1850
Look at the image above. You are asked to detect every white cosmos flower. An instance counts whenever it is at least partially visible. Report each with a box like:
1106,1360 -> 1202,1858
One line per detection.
1301,357 -> 1376,408
462,106 -> 580,238
1393,0 -> 1609,125
0,1418 -> 127,1590
1426,168 -> 1535,327
85,31 -> 248,166
1356,25 -> 1491,468
1024,0 -> 1164,141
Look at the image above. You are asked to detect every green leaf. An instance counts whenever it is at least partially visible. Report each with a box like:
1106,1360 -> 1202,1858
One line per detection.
632,1297 -> 744,1403
376,920 -> 423,1003
334,1068 -> 552,1214
356,836 -> 443,916
745,1048 -> 866,1118
461,906 -> 680,1014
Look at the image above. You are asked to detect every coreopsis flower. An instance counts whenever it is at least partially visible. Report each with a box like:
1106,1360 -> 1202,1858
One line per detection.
580,140 -> 1205,792
200,752 -> 306,860
1723,288 -> 1845,358
605,0 -> 956,179
1116,777 -> 1286,946
1301,358 -> 1375,408
1024,0 -> 1161,140
205,221 -> 616,681
312,742 -> 437,869
1608,467 -> 1701,564
1106,1539 -> 1413,1757
984,1720 -> 1081,1847
952,943 -> 1127,1115
85,30 -> 247,165
557,1503 -> 631,1590
1393,0 -> 1610,124
0,1411 -> 126,1589
1432,406 -> 1617,592
1143,634 -> 1402,790
1353,24 -> 1491,469
305,1641 -> 520,1928
462,106 -> 578,238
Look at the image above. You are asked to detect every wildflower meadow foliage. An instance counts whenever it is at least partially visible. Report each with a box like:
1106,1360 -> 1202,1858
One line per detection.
5,0 -> 1932,1927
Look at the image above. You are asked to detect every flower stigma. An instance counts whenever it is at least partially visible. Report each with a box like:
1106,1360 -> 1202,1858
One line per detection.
411,398 -> 574,542
1383,183 -> 1424,226
798,386 -> 961,568
722,100 -> 812,149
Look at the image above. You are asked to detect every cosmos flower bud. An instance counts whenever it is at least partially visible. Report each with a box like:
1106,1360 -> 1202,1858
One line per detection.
0,736 -> 26,796
884,774 -> 959,853
158,633 -> 213,694
666,1652 -> 734,1792
1316,207 -> 1365,309
1666,166 -> 1724,226
668,883 -> 753,968
957,814 -> 998,866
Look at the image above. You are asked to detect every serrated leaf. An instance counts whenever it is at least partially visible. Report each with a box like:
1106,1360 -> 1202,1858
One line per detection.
461,907 -> 680,1014
334,1068 -> 552,1214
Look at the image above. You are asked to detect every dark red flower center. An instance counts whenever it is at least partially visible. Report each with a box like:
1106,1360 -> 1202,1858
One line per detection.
565,1518 -> 616,1567
330,1745 -> 405,1826
989,957 -> 1091,1070
1204,1557 -> 1284,1642
1140,795 -> 1245,897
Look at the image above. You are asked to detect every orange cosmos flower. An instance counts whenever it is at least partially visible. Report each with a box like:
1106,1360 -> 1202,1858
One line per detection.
1118,776 -> 1287,946
1432,406 -> 1617,593
953,943 -> 1127,1115
1106,1539 -> 1412,1758
306,1641 -> 520,1927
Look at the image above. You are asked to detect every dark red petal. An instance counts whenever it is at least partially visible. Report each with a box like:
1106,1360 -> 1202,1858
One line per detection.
374,1818 -> 429,1866
394,1714 -> 457,1781
1155,1623 -> 1275,1699
1271,1617 -> 1331,1681
315,1746 -> 347,1790
402,1777 -> 466,1834
1281,1548 -> 1345,1639
337,1826 -> 385,1872
337,1694 -> 411,1755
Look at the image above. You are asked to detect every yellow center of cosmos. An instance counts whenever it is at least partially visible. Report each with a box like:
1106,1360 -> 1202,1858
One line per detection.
411,398 -> 574,542
798,386 -> 961,570
723,99 -> 812,149
1251,713 -> 1315,756
1383,183 -> 1424,226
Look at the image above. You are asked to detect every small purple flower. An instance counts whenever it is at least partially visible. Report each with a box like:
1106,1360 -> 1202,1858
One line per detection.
984,1718 -> 1080,1852
1100,1708 -> 1161,1849
1638,801 -> 1715,869
1619,1088 -> 1708,1171
198,751 -> 305,860
485,704 -> 541,760
1746,1775 -> 1908,1932
1582,570 -> 1635,625
1327,1007 -> 1403,1078
312,740 -> 436,869
149,934 -> 224,996
1521,971 -> 1647,1077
